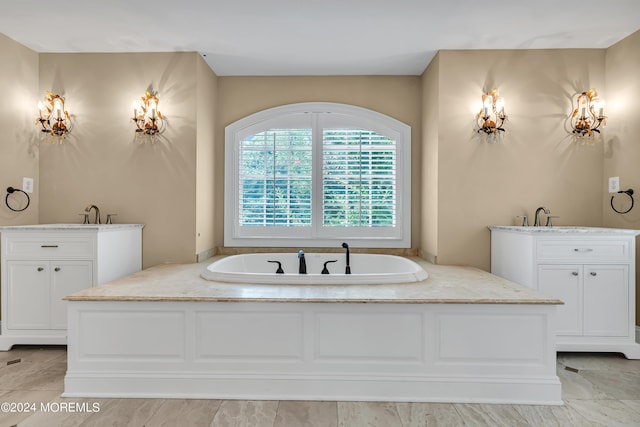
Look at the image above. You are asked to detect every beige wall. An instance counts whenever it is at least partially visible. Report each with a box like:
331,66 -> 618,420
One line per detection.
3,31 -> 640,327
424,49 -> 606,271
37,52 -> 212,268
0,33 -> 39,225
196,55 -> 218,258
217,76 -> 423,250
0,33 -> 40,321
603,30 -> 640,323
420,53 -> 440,263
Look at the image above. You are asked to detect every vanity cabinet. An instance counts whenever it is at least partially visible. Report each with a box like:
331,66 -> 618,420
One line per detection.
489,226 -> 640,359
0,224 -> 143,350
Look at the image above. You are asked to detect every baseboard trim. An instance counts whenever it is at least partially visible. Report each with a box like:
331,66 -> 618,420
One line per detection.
196,248 -> 215,263
63,373 -> 563,405
418,250 -> 437,264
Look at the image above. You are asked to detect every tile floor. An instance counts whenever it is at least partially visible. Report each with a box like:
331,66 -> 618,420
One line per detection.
0,346 -> 639,426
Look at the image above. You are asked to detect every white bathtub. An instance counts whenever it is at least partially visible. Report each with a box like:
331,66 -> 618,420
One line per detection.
202,253 -> 429,285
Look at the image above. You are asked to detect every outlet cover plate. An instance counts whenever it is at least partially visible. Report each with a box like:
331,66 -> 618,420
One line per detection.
609,176 -> 620,193
22,177 -> 34,193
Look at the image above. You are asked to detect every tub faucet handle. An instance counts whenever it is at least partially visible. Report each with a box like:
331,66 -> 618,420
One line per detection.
267,260 -> 284,274
321,260 -> 338,275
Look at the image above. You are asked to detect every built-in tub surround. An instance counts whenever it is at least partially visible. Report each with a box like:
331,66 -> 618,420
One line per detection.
202,253 -> 429,285
64,258 -> 562,404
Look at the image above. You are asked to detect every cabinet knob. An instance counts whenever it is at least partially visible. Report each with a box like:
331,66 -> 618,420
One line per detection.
37,267 -> 44,272
590,271 -> 597,276
54,267 -> 61,272
571,271 -> 579,276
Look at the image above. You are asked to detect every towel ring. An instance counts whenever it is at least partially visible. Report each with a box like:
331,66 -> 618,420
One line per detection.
5,187 -> 30,212
610,189 -> 634,214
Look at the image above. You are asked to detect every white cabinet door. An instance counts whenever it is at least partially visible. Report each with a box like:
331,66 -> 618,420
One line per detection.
6,260 -> 93,330
6,261 -> 50,330
50,260 -> 93,329
537,264 -> 582,336
583,264 -> 629,337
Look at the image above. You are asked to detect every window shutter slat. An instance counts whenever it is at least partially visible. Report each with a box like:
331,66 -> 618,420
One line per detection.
322,129 -> 397,227
238,129 -> 312,226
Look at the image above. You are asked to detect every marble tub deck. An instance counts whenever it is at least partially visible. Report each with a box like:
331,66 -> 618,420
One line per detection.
65,256 -> 561,304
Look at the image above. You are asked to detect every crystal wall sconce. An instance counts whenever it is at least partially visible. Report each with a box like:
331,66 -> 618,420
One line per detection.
36,92 -> 71,140
132,90 -> 165,137
570,88 -> 606,138
476,89 -> 506,138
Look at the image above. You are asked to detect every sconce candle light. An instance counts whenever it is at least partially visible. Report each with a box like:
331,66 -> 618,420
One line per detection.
476,89 -> 506,137
570,88 -> 606,138
36,92 -> 71,140
132,90 -> 165,137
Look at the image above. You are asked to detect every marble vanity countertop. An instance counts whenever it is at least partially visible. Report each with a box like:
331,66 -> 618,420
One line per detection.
0,224 -> 144,231
489,225 -> 640,236
65,257 -> 562,305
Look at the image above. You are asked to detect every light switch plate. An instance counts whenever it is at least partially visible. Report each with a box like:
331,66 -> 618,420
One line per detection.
22,177 -> 34,193
609,176 -> 620,193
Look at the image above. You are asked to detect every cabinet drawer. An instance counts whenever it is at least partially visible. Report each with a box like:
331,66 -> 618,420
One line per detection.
3,234 -> 94,259
536,239 -> 631,262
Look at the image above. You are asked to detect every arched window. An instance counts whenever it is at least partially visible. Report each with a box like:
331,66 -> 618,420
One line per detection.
225,102 -> 411,248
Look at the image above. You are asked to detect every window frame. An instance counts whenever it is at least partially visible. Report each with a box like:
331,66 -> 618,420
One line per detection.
224,102 -> 411,248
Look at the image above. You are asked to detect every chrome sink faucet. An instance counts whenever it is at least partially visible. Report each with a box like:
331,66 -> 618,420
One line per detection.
84,204 -> 101,224
534,206 -> 550,226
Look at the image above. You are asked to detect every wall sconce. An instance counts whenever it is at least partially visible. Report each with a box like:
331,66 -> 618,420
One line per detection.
36,92 -> 71,140
476,89 -> 506,137
570,88 -> 606,138
132,90 -> 165,137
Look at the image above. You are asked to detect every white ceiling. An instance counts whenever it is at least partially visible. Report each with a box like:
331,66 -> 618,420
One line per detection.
1,0 -> 639,76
